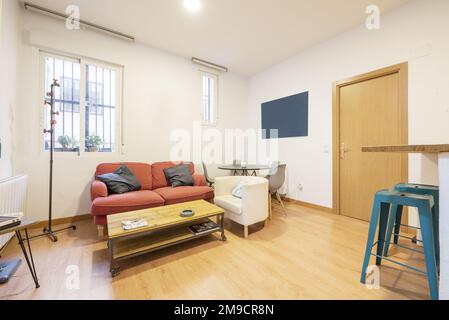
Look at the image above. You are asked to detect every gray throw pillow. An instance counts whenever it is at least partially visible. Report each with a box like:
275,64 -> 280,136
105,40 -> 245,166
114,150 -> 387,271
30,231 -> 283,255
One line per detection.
96,165 -> 142,194
163,164 -> 194,188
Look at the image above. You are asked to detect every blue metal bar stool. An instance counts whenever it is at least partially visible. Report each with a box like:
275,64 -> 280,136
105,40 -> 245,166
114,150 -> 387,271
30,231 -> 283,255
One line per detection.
383,183 -> 439,267
360,189 -> 438,300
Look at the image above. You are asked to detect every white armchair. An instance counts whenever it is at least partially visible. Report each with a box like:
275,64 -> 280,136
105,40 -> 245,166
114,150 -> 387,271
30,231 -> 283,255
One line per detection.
214,176 -> 269,238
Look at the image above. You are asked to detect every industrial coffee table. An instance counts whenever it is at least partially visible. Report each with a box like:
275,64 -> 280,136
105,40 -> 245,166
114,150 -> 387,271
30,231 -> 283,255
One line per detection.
106,200 -> 226,277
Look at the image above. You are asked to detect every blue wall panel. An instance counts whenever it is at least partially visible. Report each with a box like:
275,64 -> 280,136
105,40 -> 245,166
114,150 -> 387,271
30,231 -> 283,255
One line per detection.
261,91 -> 309,139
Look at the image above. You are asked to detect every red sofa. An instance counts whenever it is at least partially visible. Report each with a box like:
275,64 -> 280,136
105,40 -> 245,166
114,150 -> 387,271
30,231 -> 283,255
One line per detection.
91,162 -> 214,226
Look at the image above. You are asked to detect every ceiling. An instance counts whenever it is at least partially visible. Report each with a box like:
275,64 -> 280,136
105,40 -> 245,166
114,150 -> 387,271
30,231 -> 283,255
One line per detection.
23,0 -> 410,75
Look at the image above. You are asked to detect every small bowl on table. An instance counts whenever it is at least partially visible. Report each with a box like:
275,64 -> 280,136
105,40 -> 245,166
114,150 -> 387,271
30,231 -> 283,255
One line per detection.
180,209 -> 195,218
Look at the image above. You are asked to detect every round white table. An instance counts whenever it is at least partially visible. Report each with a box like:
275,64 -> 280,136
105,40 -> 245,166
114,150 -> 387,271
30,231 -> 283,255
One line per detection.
218,164 -> 271,176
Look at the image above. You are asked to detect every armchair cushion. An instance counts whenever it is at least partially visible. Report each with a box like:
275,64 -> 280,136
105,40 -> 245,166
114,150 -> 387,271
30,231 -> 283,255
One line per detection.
214,195 -> 242,214
231,182 -> 245,198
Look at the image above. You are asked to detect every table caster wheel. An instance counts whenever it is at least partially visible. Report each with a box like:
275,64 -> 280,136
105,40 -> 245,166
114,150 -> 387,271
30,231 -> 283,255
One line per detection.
111,266 -> 121,277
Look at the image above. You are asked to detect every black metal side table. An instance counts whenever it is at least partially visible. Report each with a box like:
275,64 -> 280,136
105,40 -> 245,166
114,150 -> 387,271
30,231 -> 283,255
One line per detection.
0,220 -> 40,288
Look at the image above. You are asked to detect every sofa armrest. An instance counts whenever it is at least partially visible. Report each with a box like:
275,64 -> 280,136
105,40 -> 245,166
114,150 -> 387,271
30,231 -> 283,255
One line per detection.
193,174 -> 207,187
91,180 -> 108,201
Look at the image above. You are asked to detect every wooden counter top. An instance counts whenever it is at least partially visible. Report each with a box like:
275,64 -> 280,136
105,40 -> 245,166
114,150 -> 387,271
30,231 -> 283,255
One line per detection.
361,144 -> 449,153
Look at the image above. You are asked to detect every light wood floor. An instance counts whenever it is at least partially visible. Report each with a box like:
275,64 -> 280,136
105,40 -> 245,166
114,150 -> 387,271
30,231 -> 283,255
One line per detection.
0,202 -> 430,300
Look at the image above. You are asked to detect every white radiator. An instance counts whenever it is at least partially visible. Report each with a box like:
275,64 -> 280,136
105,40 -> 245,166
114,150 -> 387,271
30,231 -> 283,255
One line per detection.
0,175 -> 28,249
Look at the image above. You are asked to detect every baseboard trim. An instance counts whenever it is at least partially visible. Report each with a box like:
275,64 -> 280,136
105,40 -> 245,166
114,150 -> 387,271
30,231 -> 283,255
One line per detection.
285,198 -> 334,213
31,213 -> 92,230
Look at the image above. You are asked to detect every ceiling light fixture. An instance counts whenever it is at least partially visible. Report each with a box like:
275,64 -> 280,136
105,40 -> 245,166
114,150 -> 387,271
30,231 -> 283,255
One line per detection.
191,57 -> 228,72
23,2 -> 135,42
183,0 -> 201,12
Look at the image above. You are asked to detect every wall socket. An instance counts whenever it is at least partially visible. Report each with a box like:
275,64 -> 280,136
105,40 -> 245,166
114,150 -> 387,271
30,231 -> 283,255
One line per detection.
298,183 -> 303,191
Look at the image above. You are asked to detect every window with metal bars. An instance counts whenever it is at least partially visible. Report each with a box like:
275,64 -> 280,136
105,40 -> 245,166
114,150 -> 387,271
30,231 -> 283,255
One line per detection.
43,55 -> 81,152
42,52 -> 120,153
85,64 -> 116,152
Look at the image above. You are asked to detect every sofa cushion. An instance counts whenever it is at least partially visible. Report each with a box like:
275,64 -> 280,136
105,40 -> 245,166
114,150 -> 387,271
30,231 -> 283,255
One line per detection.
96,163 -> 152,190
214,195 -> 242,215
152,161 -> 195,189
91,190 -> 164,216
153,186 -> 214,205
163,164 -> 194,187
97,165 -> 142,194
193,174 -> 207,187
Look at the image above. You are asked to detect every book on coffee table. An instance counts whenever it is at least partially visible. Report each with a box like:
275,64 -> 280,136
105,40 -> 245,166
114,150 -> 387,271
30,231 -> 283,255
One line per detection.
121,218 -> 148,230
188,221 -> 219,235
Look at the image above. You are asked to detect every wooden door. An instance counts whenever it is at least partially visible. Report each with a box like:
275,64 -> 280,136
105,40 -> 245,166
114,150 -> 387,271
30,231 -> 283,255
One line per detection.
334,64 -> 408,221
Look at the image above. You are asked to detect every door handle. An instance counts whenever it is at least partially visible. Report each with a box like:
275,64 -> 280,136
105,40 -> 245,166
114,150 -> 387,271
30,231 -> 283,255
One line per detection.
340,143 -> 349,159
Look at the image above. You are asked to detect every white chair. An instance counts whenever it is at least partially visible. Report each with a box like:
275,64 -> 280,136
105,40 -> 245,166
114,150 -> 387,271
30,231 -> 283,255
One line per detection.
201,162 -> 215,187
265,164 -> 287,216
214,176 -> 269,238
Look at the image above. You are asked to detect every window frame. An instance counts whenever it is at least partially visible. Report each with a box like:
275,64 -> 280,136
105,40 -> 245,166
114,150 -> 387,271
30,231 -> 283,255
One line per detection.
39,51 -> 123,156
200,71 -> 219,126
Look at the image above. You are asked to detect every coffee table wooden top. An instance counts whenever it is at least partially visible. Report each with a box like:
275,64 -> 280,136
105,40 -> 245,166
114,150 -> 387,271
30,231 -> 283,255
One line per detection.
107,200 -> 224,239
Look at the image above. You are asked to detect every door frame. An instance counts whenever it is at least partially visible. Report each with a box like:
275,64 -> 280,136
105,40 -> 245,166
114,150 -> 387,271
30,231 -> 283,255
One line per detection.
332,62 -> 409,215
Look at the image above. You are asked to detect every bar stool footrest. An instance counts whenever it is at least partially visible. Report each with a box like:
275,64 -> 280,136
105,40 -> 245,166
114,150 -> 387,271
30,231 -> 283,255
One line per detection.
399,223 -> 421,230
369,253 -> 427,275
393,232 -> 423,243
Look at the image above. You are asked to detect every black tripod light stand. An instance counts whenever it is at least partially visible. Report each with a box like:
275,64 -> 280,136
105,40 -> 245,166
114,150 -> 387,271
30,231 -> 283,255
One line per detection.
29,79 -> 76,242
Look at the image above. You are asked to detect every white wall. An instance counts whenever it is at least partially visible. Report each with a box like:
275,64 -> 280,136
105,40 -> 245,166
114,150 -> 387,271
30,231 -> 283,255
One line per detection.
15,9 -> 249,220
0,0 -> 20,179
248,0 -> 449,209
